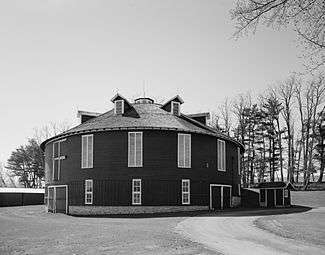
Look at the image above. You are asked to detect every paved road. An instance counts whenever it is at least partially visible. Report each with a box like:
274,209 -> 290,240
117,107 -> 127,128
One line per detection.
177,208 -> 325,255
0,206 -> 215,255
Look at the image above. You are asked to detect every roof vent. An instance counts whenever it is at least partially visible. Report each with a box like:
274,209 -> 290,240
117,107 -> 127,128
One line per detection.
134,97 -> 154,104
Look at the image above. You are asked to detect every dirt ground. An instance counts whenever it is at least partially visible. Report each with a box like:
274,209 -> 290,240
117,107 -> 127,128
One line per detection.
1,191 -> 324,255
0,206 -> 215,255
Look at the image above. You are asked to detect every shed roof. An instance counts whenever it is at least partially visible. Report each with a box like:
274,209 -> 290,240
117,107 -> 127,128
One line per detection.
41,103 -> 243,150
255,182 -> 294,189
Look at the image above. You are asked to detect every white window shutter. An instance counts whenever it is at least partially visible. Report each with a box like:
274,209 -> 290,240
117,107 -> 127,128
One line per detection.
178,134 -> 185,167
184,135 -> 191,168
135,132 -> 142,166
88,135 -> 93,168
82,136 -> 87,168
128,133 -> 135,166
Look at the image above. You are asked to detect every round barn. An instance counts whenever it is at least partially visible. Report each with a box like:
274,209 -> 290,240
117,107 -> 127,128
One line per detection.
41,94 -> 244,215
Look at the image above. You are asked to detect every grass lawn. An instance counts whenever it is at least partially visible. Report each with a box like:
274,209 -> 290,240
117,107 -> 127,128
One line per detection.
255,191 -> 325,246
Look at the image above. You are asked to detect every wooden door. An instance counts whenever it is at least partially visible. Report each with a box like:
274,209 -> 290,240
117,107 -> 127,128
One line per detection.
48,187 -> 55,212
275,189 -> 283,206
211,186 -> 222,210
267,189 -> 275,208
55,186 -> 67,213
223,187 -> 231,209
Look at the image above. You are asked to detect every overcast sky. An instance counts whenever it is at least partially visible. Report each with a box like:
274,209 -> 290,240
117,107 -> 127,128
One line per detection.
0,0 -> 304,163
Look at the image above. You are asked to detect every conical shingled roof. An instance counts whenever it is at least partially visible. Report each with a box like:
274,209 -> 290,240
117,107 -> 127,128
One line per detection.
41,102 -> 243,150
63,103 -> 216,135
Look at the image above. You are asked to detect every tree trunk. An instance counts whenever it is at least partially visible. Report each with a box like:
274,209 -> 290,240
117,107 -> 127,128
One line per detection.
317,145 -> 324,182
276,118 -> 284,182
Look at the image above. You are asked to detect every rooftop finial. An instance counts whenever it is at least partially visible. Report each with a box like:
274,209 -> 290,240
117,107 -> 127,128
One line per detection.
142,80 -> 146,98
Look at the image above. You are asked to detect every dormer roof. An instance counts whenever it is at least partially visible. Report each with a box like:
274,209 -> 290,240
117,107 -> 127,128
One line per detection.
111,93 -> 131,105
77,110 -> 102,124
161,95 -> 184,107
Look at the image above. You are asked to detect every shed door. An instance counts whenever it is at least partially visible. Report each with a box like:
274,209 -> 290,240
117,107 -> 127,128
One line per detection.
275,189 -> 284,206
267,189 -> 275,208
211,186 -> 222,210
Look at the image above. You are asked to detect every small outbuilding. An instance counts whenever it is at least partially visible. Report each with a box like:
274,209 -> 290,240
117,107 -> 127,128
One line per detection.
255,182 -> 293,208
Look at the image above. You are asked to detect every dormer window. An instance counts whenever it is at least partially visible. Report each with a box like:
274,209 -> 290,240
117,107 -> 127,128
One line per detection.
161,95 -> 184,115
114,100 -> 124,115
111,93 -> 132,116
171,101 -> 180,116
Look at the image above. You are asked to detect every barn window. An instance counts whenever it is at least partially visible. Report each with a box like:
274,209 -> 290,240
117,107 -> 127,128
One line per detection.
171,101 -> 180,115
85,179 -> 93,205
217,139 -> 226,171
132,179 -> 141,205
52,139 -> 66,181
114,100 -> 124,115
178,134 -> 191,168
128,132 -> 143,167
181,179 -> 190,205
237,147 -> 241,175
81,134 -> 93,169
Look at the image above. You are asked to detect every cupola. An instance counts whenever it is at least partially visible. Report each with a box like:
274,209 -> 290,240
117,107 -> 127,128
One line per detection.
134,97 -> 154,104
161,95 -> 184,116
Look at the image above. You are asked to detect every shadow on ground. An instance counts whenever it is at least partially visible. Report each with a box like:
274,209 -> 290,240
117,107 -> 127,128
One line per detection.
72,205 -> 311,219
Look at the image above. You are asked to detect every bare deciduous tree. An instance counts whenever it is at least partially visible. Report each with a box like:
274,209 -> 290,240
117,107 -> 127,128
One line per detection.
231,0 -> 325,70
278,75 -> 297,183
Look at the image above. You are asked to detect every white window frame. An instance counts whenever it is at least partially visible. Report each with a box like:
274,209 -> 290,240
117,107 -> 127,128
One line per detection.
132,179 -> 142,205
128,132 -> 143,167
237,147 -> 241,175
171,101 -> 181,115
178,134 -> 191,168
217,139 -> 226,171
114,100 -> 125,115
181,179 -> 190,205
85,179 -> 93,205
52,139 -> 66,181
81,134 -> 93,169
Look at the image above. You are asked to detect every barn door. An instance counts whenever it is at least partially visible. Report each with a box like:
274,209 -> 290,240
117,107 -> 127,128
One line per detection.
211,186 -> 222,210
47,186 -> 68,214
56,186 -> 67,213
48,187 -> 55,213
223,187 -> 231,209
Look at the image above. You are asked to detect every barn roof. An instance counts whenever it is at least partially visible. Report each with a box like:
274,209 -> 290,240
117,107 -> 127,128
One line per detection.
40,102 -> 243,150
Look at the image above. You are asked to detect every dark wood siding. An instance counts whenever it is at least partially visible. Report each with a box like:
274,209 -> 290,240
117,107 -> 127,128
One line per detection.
45,130 -> 241,206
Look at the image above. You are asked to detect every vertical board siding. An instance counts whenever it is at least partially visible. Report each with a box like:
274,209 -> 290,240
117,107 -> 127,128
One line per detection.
46,130 -> 241,207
